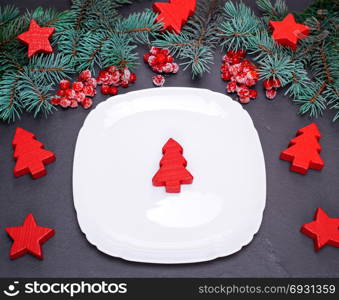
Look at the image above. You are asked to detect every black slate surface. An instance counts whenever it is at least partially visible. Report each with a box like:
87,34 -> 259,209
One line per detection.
1,0 -> 339,278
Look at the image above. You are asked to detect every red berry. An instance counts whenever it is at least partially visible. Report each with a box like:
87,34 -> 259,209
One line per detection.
109,86 -> 118,95
120,68 -> 131,82
96,78 -> 102,85
245,78 -> 257,87
220,64 -> 229,73
152,75 -> 165,87
222,54 -> 229,62
152,65 -> 163,73
239,96 -> 250,104
241,59 -> 252,68
226,81 -> 237,93
129,73 -> 137,83
59,98 -> 71,108
221,71 -> 231,81
148,55 -> 156,67
79,70 -> 92,82
72,81 -> 84,92
266,88 -> 277,100
231,56 -> 241,64
172,63 -> 179,74
249,89 -> 258,99
236,72 -> 247,84
247,70 -> 259,80
263,79 -> 273,90
271,78 -> 281,88
56,89 -> 66,97
86,78 -> 97,88
107,65 -> 117,73
65,89 -> 76,99
167,55 -> 174,63
226,50 -> 235,58
155,53 -> 167,65
70,100 -> 78,108
238,87 -> 250,98
59,80 -> 71,90
50,97 -> 60,105
83,85 -> 96,97
160,48 -> 169,56
163,62 -> 173,73
236,49 -> 246,58
101,85 -> 110,95
98,70 -> 108,79
75,92 -> 86,102
81,97 -> 93,109
144,53 -> 151,62
110,70 -> 121,85
101,74 -> 112,85
236,83 -> 246,92
150,47 -> 160,55
120,80 -> 129,88
230,64 -> 241,76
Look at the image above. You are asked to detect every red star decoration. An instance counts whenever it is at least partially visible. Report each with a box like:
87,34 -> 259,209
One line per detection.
17,19 -> 55,58
5,214 -> 55,260
270,14 -> 309,50
301,208 -> 339,251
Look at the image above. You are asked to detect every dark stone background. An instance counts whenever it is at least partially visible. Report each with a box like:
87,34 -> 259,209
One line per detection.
1,0 -> 338,278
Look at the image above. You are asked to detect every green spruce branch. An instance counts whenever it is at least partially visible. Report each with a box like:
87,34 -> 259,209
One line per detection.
0,0 -> 338,122
0,0 -> 160,122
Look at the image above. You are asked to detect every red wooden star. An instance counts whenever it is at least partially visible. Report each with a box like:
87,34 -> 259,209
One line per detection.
17,19 -> 55,58
5,214 -> 55,259
301,208 -> 339,251
270,13 -> 309,50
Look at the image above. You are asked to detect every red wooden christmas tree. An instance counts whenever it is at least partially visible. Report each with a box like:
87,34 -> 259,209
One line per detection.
152,138 -> 193,193
280,123 -> 324,174
153,0 -> 196,34
12,128 -> 56,179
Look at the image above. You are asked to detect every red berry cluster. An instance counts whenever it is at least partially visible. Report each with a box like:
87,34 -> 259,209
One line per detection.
144,47 -> 179,87
51,70 -> 96,109
96,65 -> 136,96
221,50 -> 259,104
263,78 -> 281,100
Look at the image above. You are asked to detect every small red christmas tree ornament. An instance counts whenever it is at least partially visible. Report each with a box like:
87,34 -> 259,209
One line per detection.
12,128 -> 56,179
152,138 -> 193,193
153,0 -> 196,34
301,208 -> 339,251
17,19 -> 55,58
280,123 -> 324,175
5,213 -> 55,260
269,13 -> 309,50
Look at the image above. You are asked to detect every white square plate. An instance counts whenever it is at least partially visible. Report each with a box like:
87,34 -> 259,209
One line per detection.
73,87 -> 266,263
